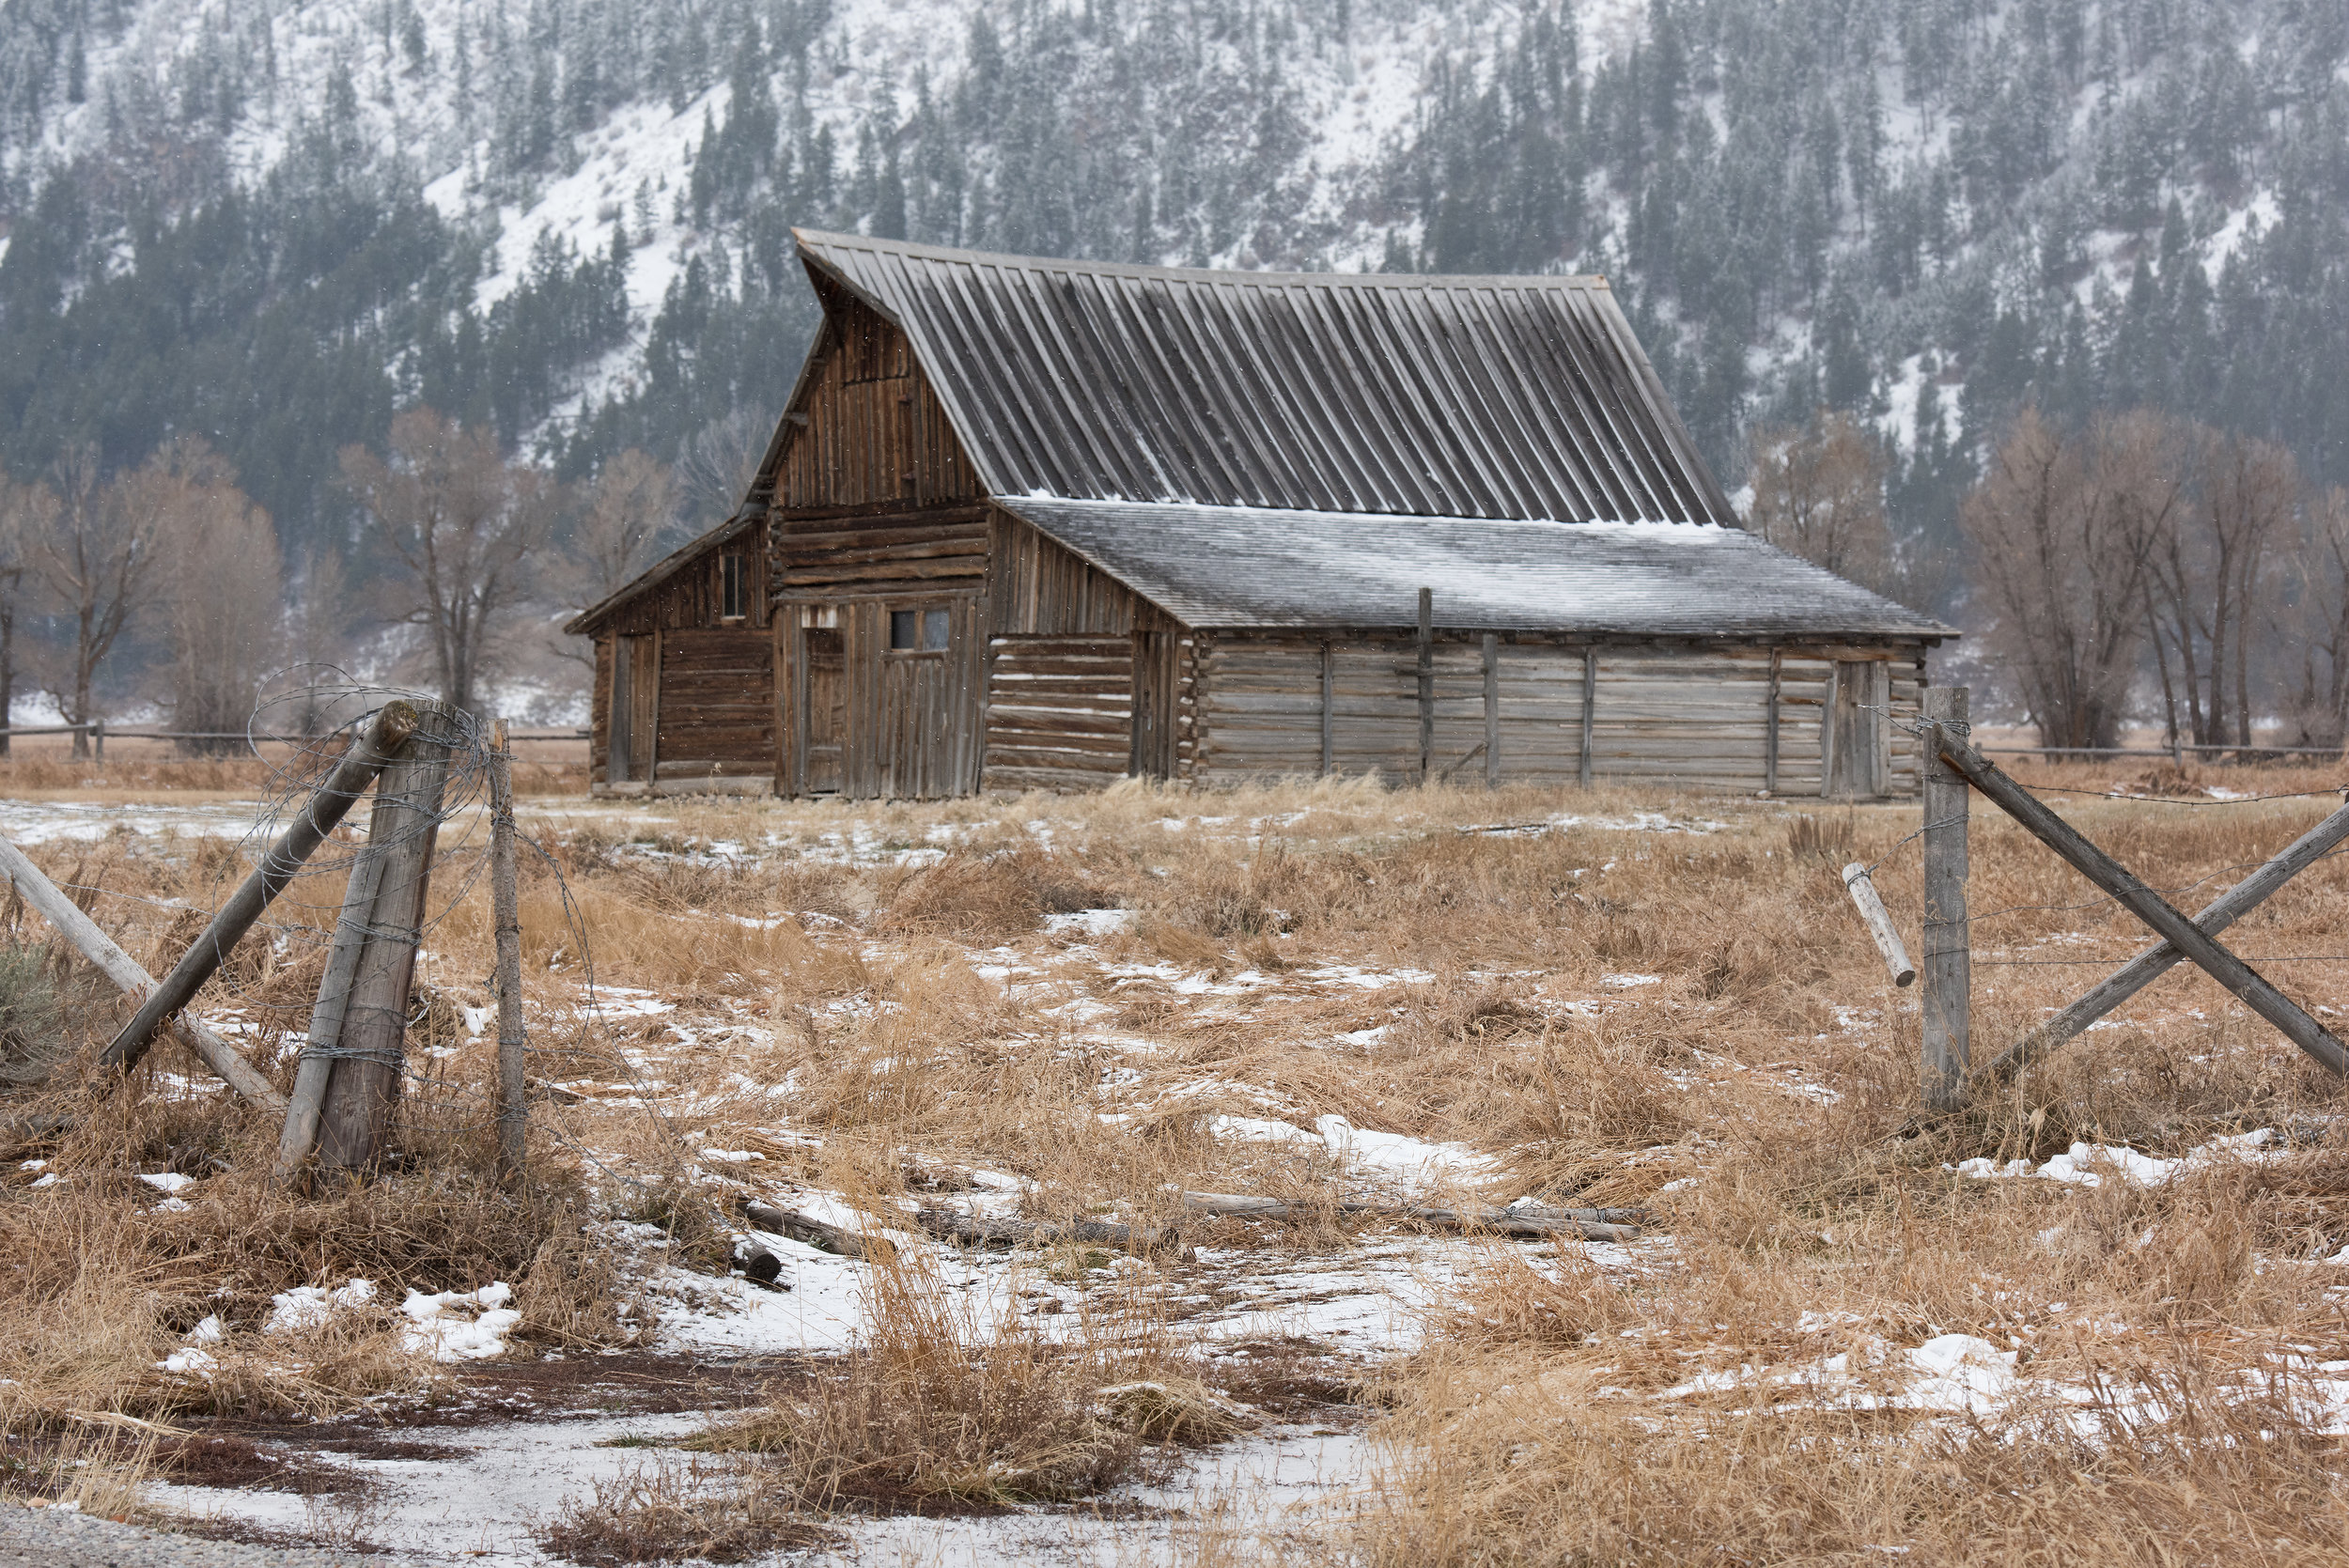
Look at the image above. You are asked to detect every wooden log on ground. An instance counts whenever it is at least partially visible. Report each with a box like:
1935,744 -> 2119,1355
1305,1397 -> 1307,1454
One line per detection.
1983,800 -> 2349,1080
741,1198 -> 895,1262
914,1208 -> 1183,1256
1841,862 -> 1918,987
1177,1190 -> 1642,1241
0,835 -> 285,1111
102,703 -> 419,1075
1930,723 -> 2349,1079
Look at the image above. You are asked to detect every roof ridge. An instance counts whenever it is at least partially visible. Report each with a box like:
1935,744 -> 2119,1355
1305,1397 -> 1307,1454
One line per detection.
792,227 -> 1614,293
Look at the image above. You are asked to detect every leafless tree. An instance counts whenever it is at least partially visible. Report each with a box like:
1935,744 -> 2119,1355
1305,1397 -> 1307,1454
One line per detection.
676,407 -> 773,523
1960,410 -> 2151,751
2138,426 -> 2297,749
0,475 -> 54,758
2287,486 -> 2349,750
35,442 -> 176,757
160,459 -> 283,752
1747,411 -> 1894,594
552,449 -> 683,668
340,410 -> 559,716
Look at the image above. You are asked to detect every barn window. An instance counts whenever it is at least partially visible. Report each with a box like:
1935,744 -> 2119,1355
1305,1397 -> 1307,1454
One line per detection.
889,608 -> 951,652
719,552 -> 747,620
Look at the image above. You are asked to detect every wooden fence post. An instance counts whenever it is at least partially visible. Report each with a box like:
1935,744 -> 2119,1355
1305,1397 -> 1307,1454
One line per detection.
1417,587 -> 1434,785
1578,648 -> 1596,789
489,720 -> 528,1182
1921,686 -> 1970,1110
1318,639 -> 1333,778
91,718 -> 103,767
313,700 -> 456,1175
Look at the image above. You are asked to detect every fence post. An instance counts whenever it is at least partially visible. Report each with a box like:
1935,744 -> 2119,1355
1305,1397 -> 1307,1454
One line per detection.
91,718 -> 103,767
314,700 -> 456,1174
489,719 -> 528,1183
1921,686 -> 1970,1110
1481,633 -> 1500,790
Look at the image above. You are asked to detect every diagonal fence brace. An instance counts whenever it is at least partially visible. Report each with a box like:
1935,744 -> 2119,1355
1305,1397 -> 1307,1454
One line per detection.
1928,723 -> 2349,1079
1984,797 -> 2349,1080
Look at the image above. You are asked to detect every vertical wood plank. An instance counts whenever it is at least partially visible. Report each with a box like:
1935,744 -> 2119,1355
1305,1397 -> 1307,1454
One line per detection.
1319,640 -> 1333,777
1417,587 -> 1434,785
1765,647 -> 1781,796
1578,647 -> 1596,790
1482,633 -> 1499,789
1921,685 -> 1970,1110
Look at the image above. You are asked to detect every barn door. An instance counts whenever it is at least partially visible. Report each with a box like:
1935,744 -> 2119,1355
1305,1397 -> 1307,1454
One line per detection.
1825,660 -> 1886,799
801,627 -> 846,793
610,634 -> 658,784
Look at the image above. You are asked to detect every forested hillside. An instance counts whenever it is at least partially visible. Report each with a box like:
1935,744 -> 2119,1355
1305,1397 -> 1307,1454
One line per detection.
2,0 -> 2344,619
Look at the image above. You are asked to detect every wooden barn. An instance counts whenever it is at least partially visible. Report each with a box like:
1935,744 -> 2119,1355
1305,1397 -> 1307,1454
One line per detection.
569,231 -> 1952,800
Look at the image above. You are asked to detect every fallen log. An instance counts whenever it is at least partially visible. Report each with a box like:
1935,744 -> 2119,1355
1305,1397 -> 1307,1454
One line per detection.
0,835 -> 285,1111
1178,1190 -> 1642,1242
741,1198 -> 895,1263
914,1208 -> 1185,1257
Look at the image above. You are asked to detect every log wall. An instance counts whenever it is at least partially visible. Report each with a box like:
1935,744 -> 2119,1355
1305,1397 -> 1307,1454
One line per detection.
1191,634 -> 1928,796
983,635 -> 1134,792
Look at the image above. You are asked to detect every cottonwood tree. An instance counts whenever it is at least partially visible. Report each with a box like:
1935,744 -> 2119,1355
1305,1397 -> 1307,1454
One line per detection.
2285,486 -> 2349,749
1959,410 -> 2151,752
2139,428 -> 2296,750
161,458 -> 283,752
552,448 -> 681,669
0,475 -> 54,758
1747,411 -> 1894,594
36,442 -> 176,757
340,411 -> 559,715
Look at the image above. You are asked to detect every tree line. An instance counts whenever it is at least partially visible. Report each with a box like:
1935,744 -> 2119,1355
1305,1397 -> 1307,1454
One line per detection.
1750,403 -> 2349,752
0,415 -> 702,750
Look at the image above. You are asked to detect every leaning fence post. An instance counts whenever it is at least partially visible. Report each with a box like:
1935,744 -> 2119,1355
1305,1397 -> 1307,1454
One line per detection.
1921,686 -> 1970,1110
489,719 -> 528,1182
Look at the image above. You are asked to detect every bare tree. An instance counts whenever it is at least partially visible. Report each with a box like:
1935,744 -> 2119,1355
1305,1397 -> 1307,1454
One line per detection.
1747,411 -> 1894,594
676,407 -> 773,523
552,448 -> 683,668
2287,486 -> 2349,750
2138,426 -> 2297,748
0,475 -> 54,758
35,442 -> 175,757
340,411 -> 559,716
1959,410 -> 2150,751
161,461 -> 283,752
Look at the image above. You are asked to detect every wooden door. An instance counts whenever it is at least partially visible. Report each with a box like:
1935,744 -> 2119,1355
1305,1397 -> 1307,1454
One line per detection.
610,634 -> 658,784
802,628 -> 846,793
1826,660 -> 1885,799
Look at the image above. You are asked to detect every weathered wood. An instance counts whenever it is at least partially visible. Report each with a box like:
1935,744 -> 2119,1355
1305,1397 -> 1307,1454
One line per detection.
1985,800 -> 2349,1080
489,721 -> 527,1183
1482,632 -> 1500,788
1417,586 -> 1434,784
102,703 -> 419,1073
1177,1190 -> 1640,1241
1931,722 -> 2349,1078
741,1198 -> 896,1261
0,835 -> 285,1110
914,1208 -> 1183,1256
315,702 -> 457,1173
1319,640 -> 1334,776
1842,862 -> 1918,987
1765,647 -> 1781,794
1579,648 -> 1596,788
272,838 -> 390,1183
1921,687 -> 1970,1109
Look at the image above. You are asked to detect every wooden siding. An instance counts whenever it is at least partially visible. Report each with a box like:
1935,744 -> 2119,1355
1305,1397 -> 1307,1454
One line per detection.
770,297 -> 982,510
653,629 -> 775,784
1191,634 -> 1928,796
987,510 -> 1144,635
983,635 -> 1134,792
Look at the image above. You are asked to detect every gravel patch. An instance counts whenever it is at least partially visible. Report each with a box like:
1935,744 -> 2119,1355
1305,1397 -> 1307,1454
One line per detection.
0,1503 -> 430,1568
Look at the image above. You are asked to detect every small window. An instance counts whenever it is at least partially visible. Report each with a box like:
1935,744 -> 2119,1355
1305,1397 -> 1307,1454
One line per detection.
719,553 -> 746,619
890,608 -> 951,652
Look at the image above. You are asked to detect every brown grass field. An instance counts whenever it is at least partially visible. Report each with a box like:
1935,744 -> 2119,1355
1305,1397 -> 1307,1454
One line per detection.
3,753 -> 2347,1563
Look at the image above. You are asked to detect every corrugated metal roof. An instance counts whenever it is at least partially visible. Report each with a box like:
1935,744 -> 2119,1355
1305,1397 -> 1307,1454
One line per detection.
998,498 -> 1952,639
791,230 -> 1738,525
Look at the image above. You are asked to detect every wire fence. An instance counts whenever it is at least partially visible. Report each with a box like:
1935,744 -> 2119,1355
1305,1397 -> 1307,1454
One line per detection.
4,679 -> 680,1179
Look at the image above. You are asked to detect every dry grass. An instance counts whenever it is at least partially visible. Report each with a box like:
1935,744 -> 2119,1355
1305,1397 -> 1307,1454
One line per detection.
6,753 -> 2349,1557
